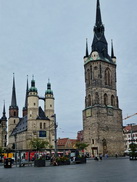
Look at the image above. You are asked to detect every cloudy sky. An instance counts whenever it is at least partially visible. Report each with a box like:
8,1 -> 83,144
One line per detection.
0,0 -> 137,138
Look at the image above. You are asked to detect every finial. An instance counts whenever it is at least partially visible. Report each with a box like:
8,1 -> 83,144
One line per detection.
96,0 -> 102,26
111,39 -> 114,58
85,38 -> 89,57
32,75 -> 34,80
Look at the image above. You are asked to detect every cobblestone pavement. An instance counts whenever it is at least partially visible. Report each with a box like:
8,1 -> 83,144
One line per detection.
0,158 -> 137,182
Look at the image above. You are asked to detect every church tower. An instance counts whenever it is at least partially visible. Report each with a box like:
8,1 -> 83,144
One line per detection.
27,77 -> 38,121
0,102 -> 7,148
83,0 -> 124,156
22,76 -> 29,117
45,81 -> 54,119
44,81 -> 55,147
8,74 -> 19,140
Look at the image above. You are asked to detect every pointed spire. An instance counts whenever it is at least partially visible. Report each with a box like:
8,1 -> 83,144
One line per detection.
11,73 -> 18,108
1,100 -> 7,120
24,75 -> 29,108
92,0 -> 109,59
111,40 -> 114,58
23,76 -> 29,117
96,0 -> 102,26
85,38 -> 89,57
3,100 -> 6,114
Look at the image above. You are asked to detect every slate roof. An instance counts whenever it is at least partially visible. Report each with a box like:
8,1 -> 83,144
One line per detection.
11,107 -> 49,136
90,0 -> 115,64
11,115 -> 27,136
37,107 -> 50,120
10,74 -> 18,109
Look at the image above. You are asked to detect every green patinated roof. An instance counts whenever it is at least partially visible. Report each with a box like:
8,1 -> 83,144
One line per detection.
84,56 -> 115,65
45,89 -> 53,95
29,87 -> 37,93
45,81 -> 53,95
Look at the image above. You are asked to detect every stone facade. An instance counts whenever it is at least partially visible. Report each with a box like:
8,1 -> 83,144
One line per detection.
8,77 -> 55,150
83,0 -> 124,156
0,116 -> 7,149
123,124 -> 137,153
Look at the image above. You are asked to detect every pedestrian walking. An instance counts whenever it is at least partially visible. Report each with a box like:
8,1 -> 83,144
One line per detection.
99,154 -> 102,160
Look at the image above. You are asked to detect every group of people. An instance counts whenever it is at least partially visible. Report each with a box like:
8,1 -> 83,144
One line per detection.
94,153 -> 109,161
94,153 -> 118,161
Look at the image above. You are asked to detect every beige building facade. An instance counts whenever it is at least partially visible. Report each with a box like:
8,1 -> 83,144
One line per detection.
83,0 -> 124,156
8,76 -> 55,150
0,103 -> 7,149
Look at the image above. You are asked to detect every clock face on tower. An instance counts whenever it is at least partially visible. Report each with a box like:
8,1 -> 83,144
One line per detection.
91,51 -> 99,60
107,108 -> 113,116
86,108 -> 91,117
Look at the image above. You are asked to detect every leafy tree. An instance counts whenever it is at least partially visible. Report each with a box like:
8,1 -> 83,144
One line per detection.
30,138 -> 49,151
0,147 -> 4,159
75,142 -> 89,151
48,144 -> 53,155
129,143 -> 137,157
0,147 -> 3,153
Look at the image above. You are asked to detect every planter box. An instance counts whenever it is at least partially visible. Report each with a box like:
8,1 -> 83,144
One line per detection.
57,160 -> 70,166
75,157 -> 86,164
130,156 -> 137,160
34,160 -> 46,167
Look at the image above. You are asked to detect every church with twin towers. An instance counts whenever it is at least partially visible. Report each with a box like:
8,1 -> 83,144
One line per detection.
0,0 -> 125,155
83,0 -> 124,156
7,75 -> 55,150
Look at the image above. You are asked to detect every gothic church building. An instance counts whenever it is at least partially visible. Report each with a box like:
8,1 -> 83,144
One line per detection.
0,103 -> 7,149
83,0 -> 124,156
8,75 -> 55,150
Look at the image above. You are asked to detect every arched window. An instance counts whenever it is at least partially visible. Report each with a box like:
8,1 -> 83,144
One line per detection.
14,111 -> 16,116
94,66 -> 98,79
104,93 -> 108,105
88,95 -> 91,106
40,123 -> 42,129
95,92 -> 99,104
87,69 -> 90,85
90,66 -> 92,80
43,123 -> 46,129
105,68 -> 112,86
111,95 -> 115,106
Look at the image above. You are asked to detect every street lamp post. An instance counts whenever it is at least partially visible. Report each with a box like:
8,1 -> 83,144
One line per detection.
51,114 -> 58,157
14,133 -> 17,167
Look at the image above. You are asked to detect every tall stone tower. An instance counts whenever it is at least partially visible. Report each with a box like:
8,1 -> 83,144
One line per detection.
45,81 -> 55,146
27,77 -> 39,130
83,0 -> 124,156
8,74 -> 19,147
0,102 -> 7,148
45,81 -> 54,119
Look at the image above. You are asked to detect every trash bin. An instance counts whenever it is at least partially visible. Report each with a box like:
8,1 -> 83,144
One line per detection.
4,158 -> 12,168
